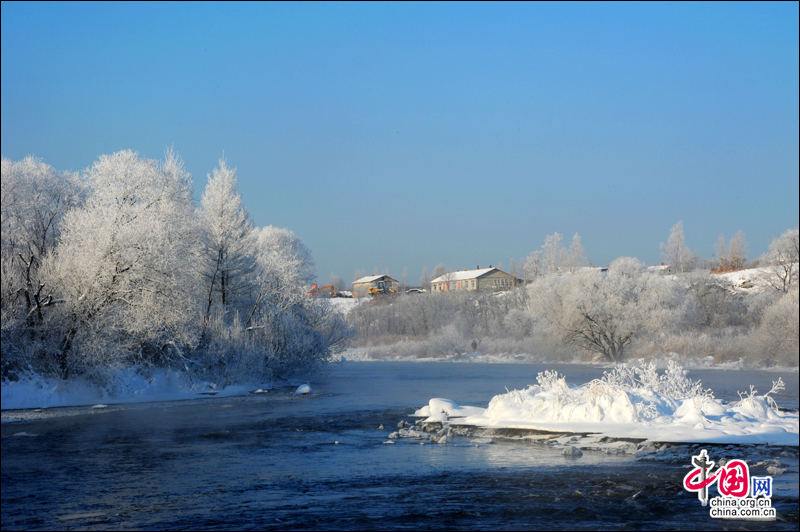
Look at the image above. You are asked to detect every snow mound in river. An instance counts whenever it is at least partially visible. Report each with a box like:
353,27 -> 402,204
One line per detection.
413,361 -> 799,445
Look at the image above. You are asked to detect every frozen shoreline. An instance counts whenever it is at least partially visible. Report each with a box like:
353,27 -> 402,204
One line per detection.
1,368 -> 265,412
339,348 -> 799,372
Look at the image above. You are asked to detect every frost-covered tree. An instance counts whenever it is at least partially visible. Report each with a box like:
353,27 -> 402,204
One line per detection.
753,287 -> 799,364
245,225 -> 315,328
528,257 -> 687,362
661,221 -> 694,272
564,232 -> 588,273
714,234 -> 728,269
239,225 -> 349,378
542,232 -> 565,275
330,274 -> 345,293
432,263 -> 449,280
766,228 -> 799,293
2,149 -> 356,385
728,231 -> 747,270
198,159 -> 254,334
52,149 -> 199,377
419,266 -> 430,289
523,249 -> 543,280
522,232 -> 572,278
685,271 -> 748,328
1,156 -> 84,330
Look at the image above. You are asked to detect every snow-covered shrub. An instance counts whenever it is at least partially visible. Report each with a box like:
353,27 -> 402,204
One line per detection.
535,369 -> 568,393
736,378 -> 785,414
599,359 -> 712,400
430,323 -> 469,357
751,288 -> 799,365
686,272 -> 749,328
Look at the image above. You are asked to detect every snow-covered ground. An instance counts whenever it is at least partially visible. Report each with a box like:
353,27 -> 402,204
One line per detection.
326,296 -> 360,314
1,368 -> 261,411
713,265 -> 777,294
412,362 -> 799,446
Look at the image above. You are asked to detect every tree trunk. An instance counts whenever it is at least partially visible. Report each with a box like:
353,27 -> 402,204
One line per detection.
59,328 -> 78,379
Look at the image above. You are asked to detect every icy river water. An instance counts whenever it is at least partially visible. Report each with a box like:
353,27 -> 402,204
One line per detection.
2,362 -> 798,530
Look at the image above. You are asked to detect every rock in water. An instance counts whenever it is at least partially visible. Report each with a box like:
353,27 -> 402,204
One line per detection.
294,384 -> 311,395
378,425 -> 384,430
563,446 -> 583,457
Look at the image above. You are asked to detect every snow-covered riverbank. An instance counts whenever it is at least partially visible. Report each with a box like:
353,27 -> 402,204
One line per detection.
1,368 -> 260,412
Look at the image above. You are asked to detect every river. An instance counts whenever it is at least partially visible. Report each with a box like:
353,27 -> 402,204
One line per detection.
2,362 -> 798,530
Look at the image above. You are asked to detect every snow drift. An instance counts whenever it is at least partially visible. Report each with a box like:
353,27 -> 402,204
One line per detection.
413,361 -> 799,445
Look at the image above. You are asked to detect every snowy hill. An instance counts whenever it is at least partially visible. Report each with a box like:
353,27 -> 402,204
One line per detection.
713,266 -> 777,294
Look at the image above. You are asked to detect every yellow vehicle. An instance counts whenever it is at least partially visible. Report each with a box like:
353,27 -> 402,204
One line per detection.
368,281 -> 397,297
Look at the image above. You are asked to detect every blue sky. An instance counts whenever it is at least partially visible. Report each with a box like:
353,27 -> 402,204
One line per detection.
2,2 -> 798,284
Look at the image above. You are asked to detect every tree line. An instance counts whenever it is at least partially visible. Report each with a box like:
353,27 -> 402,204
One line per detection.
348,227 -> 799,366
1,151 -> 353,387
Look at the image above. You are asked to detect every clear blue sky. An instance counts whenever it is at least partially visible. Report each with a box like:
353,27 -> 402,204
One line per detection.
2,2 -> 798,284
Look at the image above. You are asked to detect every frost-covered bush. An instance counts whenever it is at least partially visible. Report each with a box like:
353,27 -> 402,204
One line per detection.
599,359 -> 712,400
751,288 -> 799,366
735,378 -> 785,414
348,290 -> 529,347
535,369 -> 568,393
527,258 -> 689,362
488,361 -> 715,426
686,272 -> 749,328
430,323 -> 469,357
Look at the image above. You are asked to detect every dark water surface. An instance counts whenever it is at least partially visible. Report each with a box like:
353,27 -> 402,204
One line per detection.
2,362 -> 798,530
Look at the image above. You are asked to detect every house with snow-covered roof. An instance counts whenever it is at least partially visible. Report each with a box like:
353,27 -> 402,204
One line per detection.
430,267 -> 519,292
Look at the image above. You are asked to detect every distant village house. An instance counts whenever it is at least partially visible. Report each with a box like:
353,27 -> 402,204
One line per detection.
430,267 -> 520,292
